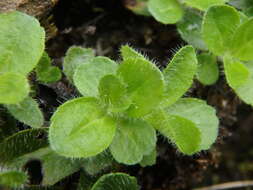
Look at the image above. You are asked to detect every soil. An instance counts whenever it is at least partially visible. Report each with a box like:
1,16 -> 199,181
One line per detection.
8,0 -> 253,189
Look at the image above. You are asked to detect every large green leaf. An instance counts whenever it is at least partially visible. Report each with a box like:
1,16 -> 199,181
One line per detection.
6,97 -> 44,128
49,97 -> 116,158
148,0 -> 183,24
91,173 -> 139,190
99,75 -> 131,113
231,18 -> 253,61
0,170 -> 27,188
166,98 -> 219,150
110,118 -> 156,165
184,0 -> 228,10
0,11 -> 45,75
63,46 -> 95,82
0,72 -> 30,104
202,5 -> 240,56
163,45 -> 197,107
117,58 -> 164,117
74,57 -> 118,97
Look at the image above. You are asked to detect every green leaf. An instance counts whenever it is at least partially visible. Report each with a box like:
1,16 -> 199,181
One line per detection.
36,52 -> 62,83
140,148 -> 156,167
177,9 -> 207,50
163,45 -> 197,107
230,18 -> 253,61
184,0 -> 228,10
74,57 -> 118,97
91,173 -> 139,190
0,170 -> 27,188
77,171 -> 96,190
49,97 -> 116,158
202,5 -> 240,56
6,97 -> 44,128
110,118 -> 156,165
146,110 -> 201,155
0,72 -> 30,104
13,147 -> 81,185
196,53 -> 219,85
0,128 -> 48,164
120,45 -> 146,61
223,56 -> 253,105
166,98 -> 219,150
125,0 -> 151,16
148,0 -> 183,24
223,55 -> 250,88
63,46 -> 95,83
0,11 -> 45,75
117,58 -> 164,117
98,75 -> 131,113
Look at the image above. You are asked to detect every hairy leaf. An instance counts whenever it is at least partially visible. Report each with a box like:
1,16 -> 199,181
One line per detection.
110,118 -> 156,165
0,170 -> 27,188
49,97 -> 116,158
148,0 -> 183,24
163,45 -> 197,107
91,173 -> 139,190
74,57 -> 118,97
0,72 -> 29,104
117,58 -> 164,117
184,0 -> 228,10
6,97 -> 44,128
120,45 -> 146,61
0,11 -> 45,75
202,5 -> 240,55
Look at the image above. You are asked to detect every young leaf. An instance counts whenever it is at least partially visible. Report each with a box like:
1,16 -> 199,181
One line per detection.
91,173 -> 139,190
166,98 -> 219,150
230,18 -> 253,61
63,46 -> 95,82
120,45 -> 146,61
177,9 -> 207,50
0,11 -> 45,75
49,97 -> 116,158
74,57 -> 118,97
36,52 -> 62,83
125,0 -> 151,16
98,75 -> 131,113
163,45 -> 197,107
202,5 -> 240,56
184,0 -> 228,10
117,58 -> 164,117
0,170 -> 27,188
148,0 -> 183,24
0,72 -> 30,104
196,53 -> 219,85
6,97 -> 44,128
0,128 -> 48,164
140,148 -> 156,167
110,118 -> 156,165
223,55 -> 250,88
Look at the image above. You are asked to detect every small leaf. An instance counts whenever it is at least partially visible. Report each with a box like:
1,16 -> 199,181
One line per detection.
196,53 -> 219,85
74,57 -> 118,97
0,128 -> 48,164
148,0 -> 183,24
140,148 -> 156,167
6,97 -> 44,128
117,58 -> 164,117
0,170 -> 27,188
125,0 -> 151,16
166,98 -> 219,150
63,46 -> 95,82
91,173 -> 139,190
110,118 -> 156,165
36,52 -> 62,83
163,45 -> 197,107
120,45 -> 146,61
202,5 -> 240,56
99,75 -> 131,113
231,18 -> 253,61
184,0 -> 228,10
49,97 -> 116,158
177,9 -> 207,50
223,55 -> 250,88
0,72 -> 30,104
0,11 -> 45,75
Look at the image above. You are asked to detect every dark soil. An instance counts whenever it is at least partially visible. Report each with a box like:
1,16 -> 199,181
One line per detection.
34,0 -> 253,189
